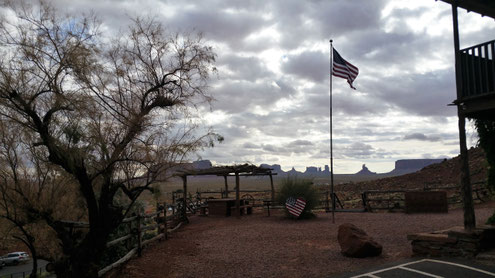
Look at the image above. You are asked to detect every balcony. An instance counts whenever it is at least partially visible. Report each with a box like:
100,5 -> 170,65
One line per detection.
457,39 -> 495,117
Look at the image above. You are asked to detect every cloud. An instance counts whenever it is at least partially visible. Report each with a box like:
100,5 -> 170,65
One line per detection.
242,142 -> 259,149
271,0 -> 388,49
288,140 -> 314,147
365,69 -> 457,117
282,51 -> 328,83
169,6 -> 269,50
19,0 -> 489,173
211,80 -> 286,113
403,133 -> 442,142
342,142 -> 375,158
218,55 -> 274,82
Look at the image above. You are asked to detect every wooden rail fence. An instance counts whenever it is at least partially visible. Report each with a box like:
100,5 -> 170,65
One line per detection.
361,181 -> 490,212
192,181 -> 491,213
192,188 -> 344,212
59,204 -> 185,277
97,204 -> 188,277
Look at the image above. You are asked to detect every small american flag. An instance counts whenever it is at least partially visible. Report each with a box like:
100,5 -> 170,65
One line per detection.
285,197 -> 306,217
332,48 -> 359,89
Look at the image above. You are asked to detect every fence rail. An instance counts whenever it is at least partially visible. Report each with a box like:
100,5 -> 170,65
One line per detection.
192,181 -> 491,213
57,204 -> 185,278
96,206 -> 183,277
361,182 -> 490,212
192,188 -> 344,211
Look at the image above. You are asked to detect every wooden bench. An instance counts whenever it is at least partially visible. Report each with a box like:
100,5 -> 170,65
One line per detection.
230,204 -> 253,216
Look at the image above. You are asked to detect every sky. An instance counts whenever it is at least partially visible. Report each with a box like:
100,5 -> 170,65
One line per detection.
40,0 -> 495,173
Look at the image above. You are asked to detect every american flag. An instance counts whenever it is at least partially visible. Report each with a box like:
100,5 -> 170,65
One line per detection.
285,197 -> 306,217
332,48 -> 359,89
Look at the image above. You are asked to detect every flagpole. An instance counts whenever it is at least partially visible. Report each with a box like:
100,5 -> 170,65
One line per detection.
329,39 -> 335,224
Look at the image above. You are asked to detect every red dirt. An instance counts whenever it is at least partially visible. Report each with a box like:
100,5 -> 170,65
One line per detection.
113,204 -> 494,278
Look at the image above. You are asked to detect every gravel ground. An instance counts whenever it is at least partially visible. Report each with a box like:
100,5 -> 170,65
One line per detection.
114,204 -> 494,278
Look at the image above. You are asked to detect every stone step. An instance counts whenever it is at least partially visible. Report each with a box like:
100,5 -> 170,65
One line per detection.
476,249 -> 495,262
407,233 -> 457,243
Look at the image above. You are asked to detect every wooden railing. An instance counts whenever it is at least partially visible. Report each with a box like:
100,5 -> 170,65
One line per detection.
190,189 -> 273,207
193,188 -> 346,212
361,181 -> 490,212
193,181 -> 491,213
59,205 -> 185,277
97,207 -> 183,277
460,39 -> 495,99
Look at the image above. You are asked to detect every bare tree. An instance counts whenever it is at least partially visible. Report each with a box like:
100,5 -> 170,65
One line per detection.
0,2 -> 219,277
0,118 -> 80,278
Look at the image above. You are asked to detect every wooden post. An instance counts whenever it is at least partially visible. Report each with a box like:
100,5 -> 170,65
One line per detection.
451,2 -> 475,229
326,190 -> 330,212
181,175 -> 188,222
235,172 -> 240,218
362,192 -> 368,212
137,214 -> 142,257
269,173 -> 275,202
156,203 -> 164,241
156,202 -> 161,236
163,202 -> 168,240
172,192 -> 176,216
126,219 -> 133,250
224,175 -> 229,198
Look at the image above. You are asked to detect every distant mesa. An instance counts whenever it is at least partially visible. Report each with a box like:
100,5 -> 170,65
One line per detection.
355,164 -> 376,175
192,160 -> 212,170
288,167 -> 300,175
304,166 -> 330,175
260,164 -> 331,176
387,159 -> 445,175
260,158 -> 445,177
260,163 -> 283,173
167,158 -> 446,179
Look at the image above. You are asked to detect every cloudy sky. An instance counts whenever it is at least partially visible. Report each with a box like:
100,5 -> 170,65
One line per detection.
47,0 -> 494,173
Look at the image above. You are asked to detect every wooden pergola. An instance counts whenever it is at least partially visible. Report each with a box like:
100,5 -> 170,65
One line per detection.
176,164 -> 276,219
439,0 -> 495,19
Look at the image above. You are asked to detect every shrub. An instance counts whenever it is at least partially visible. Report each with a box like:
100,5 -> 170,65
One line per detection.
277,177 -> 319,219
474,118 -> 495,226
487,211 -> 495,225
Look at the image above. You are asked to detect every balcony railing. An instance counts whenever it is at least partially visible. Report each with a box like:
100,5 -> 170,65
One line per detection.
459,39 -> 495,99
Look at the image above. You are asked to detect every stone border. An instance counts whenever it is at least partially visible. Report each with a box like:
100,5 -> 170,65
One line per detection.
408,225 -> 495,257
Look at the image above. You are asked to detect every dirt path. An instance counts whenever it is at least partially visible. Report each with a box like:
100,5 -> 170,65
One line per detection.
112,205 -> 494,278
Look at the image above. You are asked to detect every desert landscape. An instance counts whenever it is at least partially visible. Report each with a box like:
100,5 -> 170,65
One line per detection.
0,2 -> 493,278
108,148 -> 494,278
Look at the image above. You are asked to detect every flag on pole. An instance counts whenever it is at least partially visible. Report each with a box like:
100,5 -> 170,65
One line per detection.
285,197 -> 306,217
332,48 -> 359,89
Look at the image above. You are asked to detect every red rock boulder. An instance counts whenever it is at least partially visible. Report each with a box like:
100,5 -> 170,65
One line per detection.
338,223 -> 382,258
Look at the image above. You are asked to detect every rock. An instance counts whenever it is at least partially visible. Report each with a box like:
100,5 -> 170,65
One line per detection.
355,164 -> 377,175
338,223 -> 382,258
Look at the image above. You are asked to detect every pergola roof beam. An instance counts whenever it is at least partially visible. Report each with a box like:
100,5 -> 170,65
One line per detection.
439,0 -> 495,19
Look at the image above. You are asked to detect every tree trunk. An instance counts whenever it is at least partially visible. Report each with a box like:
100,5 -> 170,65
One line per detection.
54,238 -> 106,278
53,220 -> 115,278
29,248 -> 38,278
